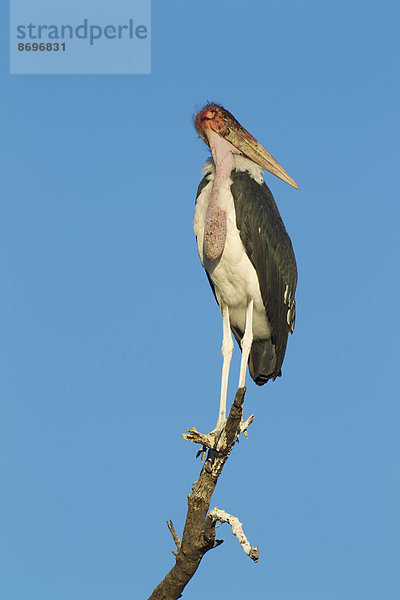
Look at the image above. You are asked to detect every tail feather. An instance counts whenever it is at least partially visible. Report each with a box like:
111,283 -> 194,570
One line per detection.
231,326 -> 282,386
248,339 -> 281,385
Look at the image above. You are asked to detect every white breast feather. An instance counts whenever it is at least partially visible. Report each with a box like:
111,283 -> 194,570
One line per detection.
194,157 -> 271,340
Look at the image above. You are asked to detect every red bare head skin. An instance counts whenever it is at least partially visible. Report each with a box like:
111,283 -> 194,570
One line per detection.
194,104 -> 233,145
194,103 -> 252,146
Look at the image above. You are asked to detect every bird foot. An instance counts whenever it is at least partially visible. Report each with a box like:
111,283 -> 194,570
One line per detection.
183,425 -> 227,459
183,414 -> 254,459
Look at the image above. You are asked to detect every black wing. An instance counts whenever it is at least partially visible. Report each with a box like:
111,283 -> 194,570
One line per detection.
195,173 -> 212,203
230,170 -> 297,382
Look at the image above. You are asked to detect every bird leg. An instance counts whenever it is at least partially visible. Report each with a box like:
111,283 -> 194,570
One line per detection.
183,301 -> 234,454
238,298 -> 253,388
183,300 -> 255,454
215,300 -> 234,431
238,298 -> 254,436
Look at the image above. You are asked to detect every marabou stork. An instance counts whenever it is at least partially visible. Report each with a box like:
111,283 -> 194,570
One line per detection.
193,103 -> 298,437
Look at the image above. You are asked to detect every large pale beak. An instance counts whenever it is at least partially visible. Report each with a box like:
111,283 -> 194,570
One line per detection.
224,124 -> 299,190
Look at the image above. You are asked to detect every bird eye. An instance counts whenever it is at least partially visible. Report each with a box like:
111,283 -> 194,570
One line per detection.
201,109 -> 218,122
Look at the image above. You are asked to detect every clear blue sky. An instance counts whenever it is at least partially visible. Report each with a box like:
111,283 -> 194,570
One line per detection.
1,1 -> 399,599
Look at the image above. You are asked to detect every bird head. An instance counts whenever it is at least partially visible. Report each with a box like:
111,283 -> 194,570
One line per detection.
194,103 -> 299,190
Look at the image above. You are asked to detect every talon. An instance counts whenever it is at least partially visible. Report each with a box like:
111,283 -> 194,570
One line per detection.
183,421 -> 228,453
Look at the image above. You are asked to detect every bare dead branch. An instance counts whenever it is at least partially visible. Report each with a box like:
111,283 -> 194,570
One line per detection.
166,520 -> 181,556
147,387 -> 258,600
206,507 -> 259,562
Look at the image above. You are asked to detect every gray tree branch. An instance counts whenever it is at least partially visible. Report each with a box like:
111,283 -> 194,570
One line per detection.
147,387 -> 258,600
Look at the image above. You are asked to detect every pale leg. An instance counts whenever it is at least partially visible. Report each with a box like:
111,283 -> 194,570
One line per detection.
183,299 -> 254,452
238,298 -> 254,388
215,300 -> 234,430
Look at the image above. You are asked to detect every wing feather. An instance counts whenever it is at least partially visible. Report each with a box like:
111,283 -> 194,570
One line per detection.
230,170 -> 297,378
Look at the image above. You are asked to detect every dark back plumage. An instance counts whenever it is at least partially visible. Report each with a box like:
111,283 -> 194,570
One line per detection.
230,170 -> 297,383
196,168 -> 297,385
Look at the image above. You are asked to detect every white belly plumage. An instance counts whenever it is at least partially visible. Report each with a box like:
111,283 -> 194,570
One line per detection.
193,161 -> 271,340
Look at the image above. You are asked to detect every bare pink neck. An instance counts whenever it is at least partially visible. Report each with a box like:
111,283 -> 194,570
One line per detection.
203,131 -> 237,262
